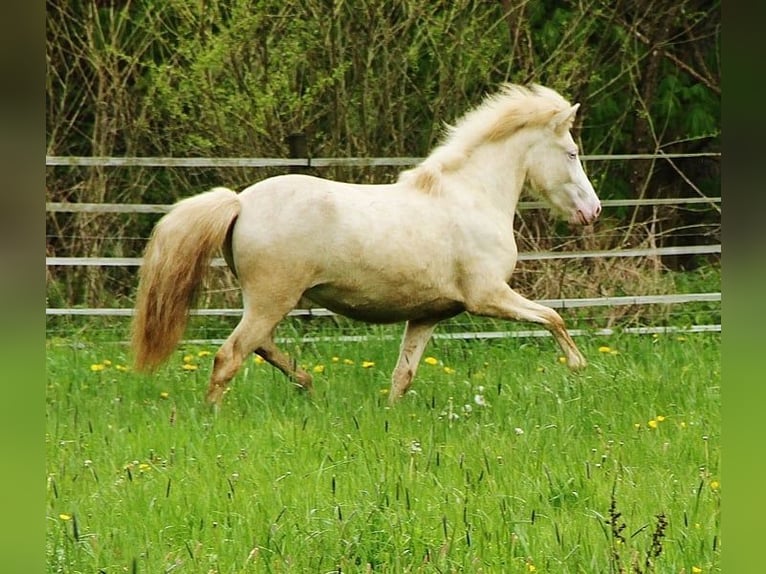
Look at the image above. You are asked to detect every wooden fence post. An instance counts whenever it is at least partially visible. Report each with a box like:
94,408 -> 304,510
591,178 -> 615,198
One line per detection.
285,131 -> 318,313
285,132 -> 310,174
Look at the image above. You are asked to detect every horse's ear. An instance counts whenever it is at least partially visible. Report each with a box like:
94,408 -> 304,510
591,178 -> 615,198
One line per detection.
553,103 -> 580,132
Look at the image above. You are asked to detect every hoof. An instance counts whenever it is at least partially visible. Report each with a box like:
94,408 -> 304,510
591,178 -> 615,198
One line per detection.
566,354 -> 587,370
293,381 -> 315,396
388,388 -> 407,405
205,385 -> 226,406
292,372 -> 314,394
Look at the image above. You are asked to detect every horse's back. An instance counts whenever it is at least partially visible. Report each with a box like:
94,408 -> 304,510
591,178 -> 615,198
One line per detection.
239,173 -> 382,201
235,173 -> 426,243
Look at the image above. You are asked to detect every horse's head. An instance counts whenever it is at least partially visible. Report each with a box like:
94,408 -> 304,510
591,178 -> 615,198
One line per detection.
525,104 -> 601,225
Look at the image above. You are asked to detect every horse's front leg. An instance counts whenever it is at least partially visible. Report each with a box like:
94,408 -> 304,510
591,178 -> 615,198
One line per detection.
467,284 -> 586,369
389,319 -> 438,404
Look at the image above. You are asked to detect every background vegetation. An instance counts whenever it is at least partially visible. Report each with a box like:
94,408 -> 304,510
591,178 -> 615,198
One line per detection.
45,0 -> 720,311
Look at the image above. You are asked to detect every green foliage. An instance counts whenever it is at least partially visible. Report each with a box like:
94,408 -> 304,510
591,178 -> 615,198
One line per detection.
46,333 -> 721,572
46,0 -> 720,195
655,73 -> 720,140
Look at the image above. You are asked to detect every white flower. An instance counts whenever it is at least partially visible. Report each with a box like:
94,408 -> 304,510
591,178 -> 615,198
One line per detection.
514,427 -> 524,435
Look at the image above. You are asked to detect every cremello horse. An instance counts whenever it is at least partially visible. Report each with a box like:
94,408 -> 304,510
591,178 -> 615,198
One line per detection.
132,83 -> 601,406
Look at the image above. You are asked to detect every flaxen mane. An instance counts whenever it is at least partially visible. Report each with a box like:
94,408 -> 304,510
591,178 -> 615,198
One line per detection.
399,83 -> 572,194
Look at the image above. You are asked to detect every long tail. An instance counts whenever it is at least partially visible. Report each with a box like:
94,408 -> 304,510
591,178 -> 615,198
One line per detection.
131,187 -> 241,371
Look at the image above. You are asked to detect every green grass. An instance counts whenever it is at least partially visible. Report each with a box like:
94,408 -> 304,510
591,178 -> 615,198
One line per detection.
46,330 -> 720,573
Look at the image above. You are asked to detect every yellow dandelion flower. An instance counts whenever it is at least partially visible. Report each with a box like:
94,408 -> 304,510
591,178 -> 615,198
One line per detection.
424,356 -> 439,366
115,364 -> 128,372
183,354 -> 194,363
379,388 -> 389,395
159,391 -> 170,400
312,364 -> 325,374
598,346 -> 612,353
558,356 -> 566,364
634,423 -> 641,430
692,567 -> 702,573
443,367 -> 456,375
361,361 -> 375,368
332,356 -> 340,363
254,355 -> 265,364
680,421 -> 687,429
102,359 -> 112,366
182,363 -> 198,371
343,358 -> 354,365
59,513 -> 72,521
656,415 -> 666,422
90,363 -> 105,372
648,419 -> 658,429
138,463 -> 151,472
527,563 -> 537,572
610,350 -> 619,355
197,350 -> 211,357
676,336 -> 687,342
710,480 -> 720,491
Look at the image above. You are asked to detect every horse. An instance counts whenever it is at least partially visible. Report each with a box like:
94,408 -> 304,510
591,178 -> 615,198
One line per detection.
131,83 -> 602,407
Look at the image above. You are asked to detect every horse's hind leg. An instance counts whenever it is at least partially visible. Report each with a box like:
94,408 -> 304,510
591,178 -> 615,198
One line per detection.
255,340 -> 313,393
389,319 -> 438,404
205,313 -> 284,405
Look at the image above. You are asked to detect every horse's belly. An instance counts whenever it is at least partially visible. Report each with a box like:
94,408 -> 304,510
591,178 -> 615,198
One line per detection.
303,285 -> 464,324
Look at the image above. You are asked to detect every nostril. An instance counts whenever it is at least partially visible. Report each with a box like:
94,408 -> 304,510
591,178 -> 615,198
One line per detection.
595,204 -> 602,218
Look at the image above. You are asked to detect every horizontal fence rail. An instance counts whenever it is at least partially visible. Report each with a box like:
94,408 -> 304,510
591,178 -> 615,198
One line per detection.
276,323 -> 722,344
46,292 -> 720,317
45,245 -> 721,268
45,152 -> 721,168
46,196 -> 721,214
178,324 -> 721,347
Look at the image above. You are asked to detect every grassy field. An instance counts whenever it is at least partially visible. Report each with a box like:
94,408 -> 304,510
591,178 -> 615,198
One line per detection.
46,329 -> 720,573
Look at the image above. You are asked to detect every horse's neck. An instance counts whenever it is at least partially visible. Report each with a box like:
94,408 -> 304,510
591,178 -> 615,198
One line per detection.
447,141 -> 527,215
